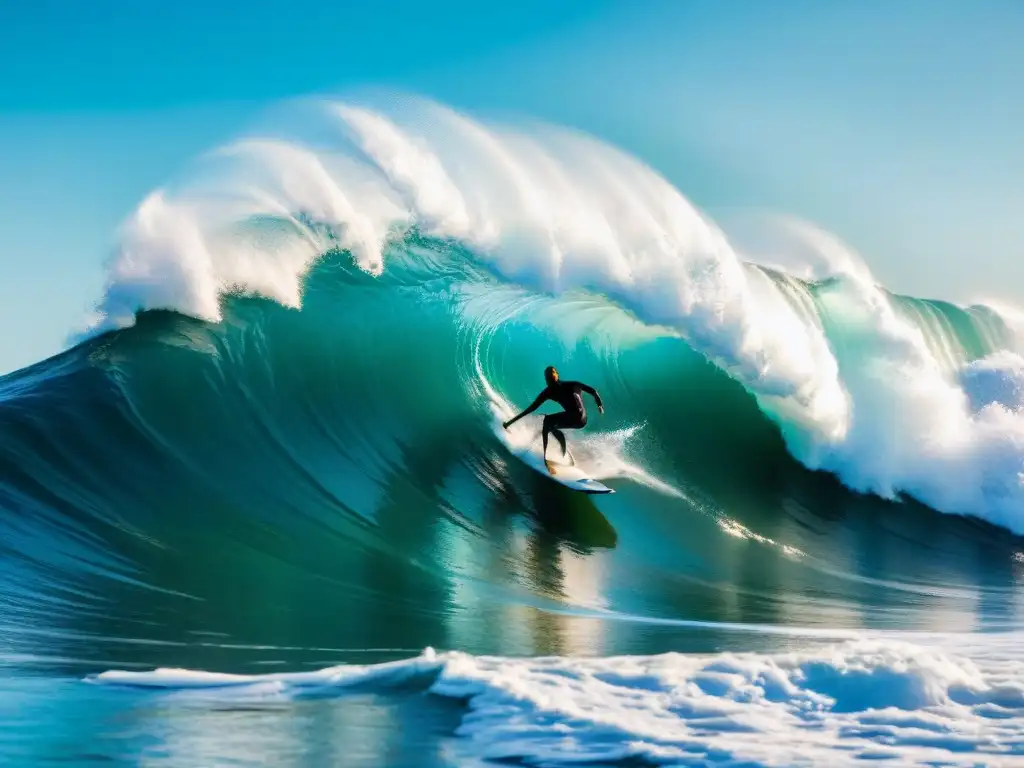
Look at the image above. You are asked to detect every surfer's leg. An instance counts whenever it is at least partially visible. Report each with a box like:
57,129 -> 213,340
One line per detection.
551,427 -> 566,457
544,412 -> 579,457
541,414 -> 555,458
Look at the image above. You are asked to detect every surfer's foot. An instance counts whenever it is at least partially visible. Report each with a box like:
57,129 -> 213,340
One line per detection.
545,460 -> 557,475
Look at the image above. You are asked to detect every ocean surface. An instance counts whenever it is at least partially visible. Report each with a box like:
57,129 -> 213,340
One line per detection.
2,95 -> 1023,766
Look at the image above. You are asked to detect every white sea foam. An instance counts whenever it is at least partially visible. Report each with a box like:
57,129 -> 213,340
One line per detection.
728,216 -> 1024,531
88,635 -> 1024,766
79,94 -> 1024,533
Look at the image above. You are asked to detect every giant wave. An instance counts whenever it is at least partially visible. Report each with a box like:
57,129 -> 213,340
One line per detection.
75,93 -> 1024,534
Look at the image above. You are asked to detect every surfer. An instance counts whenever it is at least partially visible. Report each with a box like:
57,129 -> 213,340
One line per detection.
502,366 -> 604,473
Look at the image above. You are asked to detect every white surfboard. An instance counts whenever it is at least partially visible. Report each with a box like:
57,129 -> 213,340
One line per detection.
509,442 -> 615,494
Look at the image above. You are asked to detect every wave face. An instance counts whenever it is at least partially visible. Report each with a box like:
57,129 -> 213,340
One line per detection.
2,94 -> 1024,767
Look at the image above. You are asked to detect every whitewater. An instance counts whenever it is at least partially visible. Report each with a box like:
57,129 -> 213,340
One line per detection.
2,94 -> 1023,767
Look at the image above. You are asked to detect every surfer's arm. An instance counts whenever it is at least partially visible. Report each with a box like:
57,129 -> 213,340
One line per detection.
503,391 -> 548,429
576,382 -> 605,412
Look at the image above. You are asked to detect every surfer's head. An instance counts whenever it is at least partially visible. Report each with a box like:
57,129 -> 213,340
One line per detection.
544,366 -> 559,385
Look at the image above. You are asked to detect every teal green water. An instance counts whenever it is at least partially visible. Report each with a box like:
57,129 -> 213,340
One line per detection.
1,239 -> 1023,765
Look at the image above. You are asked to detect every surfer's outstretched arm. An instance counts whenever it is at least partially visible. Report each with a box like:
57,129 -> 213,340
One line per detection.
503,390 -> 548,429
574,382 -> 605,413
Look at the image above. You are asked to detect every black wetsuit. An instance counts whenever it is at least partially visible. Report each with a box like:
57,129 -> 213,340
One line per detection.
510,380 -> 603,459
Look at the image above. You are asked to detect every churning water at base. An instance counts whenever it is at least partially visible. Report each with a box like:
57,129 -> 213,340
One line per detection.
1,95 -> 1023,766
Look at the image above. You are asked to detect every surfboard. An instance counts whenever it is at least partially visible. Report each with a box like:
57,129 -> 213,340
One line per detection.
511,445 -> 614,494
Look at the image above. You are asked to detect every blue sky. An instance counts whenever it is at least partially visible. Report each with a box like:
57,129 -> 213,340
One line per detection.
1,0 -> 1022,373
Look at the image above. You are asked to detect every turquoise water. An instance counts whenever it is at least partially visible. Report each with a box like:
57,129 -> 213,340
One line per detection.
2,97 -> 1023,766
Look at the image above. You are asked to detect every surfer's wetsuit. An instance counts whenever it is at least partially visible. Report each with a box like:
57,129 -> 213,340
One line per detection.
506,380 -> 603,460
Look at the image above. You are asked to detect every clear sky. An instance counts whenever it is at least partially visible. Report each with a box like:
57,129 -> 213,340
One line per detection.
1,0 -> 1022,373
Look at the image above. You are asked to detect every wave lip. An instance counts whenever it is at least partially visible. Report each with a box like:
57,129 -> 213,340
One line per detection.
88,637 -> 1024,767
